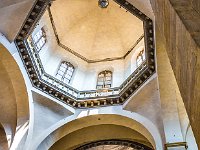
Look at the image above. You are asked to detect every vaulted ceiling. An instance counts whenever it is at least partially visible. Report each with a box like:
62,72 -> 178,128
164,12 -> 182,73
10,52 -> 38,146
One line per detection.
50,0 -> 144,60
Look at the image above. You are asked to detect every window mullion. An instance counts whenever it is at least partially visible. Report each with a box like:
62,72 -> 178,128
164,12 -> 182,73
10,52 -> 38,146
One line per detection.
103,73 -> 106,88
35,36 -> 43,45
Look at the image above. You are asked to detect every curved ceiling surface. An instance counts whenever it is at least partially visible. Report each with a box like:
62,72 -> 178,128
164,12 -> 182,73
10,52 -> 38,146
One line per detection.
50,0 -> 144,60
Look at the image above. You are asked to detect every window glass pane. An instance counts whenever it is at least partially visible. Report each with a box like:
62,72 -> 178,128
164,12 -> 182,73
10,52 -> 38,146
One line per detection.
66,70 -> 73,75
59,66 -> 66,72
65,74 -> 71,79
56,74 -> 62,80
98,77 -> 104,82
56,61 -> 74,83
99,74 -> 104,77
106,73 -> 111,77
97,85 -> 103,89
136,50 -> 144,67
105,76 -> 111,81
137,58 -> 143,66
64,78 -> 70,83
32,27 -> 46,51
33,33 -> 40,41
60,63 -> 67,68
142,51 -> 145,60
104,85 -> 111,88
68,67 -> 73,71
105,81 -> 111,84
57,70 -> 64,75
41,37 -> 45,44
37,41 -> 43,49
97,81 -> 104,85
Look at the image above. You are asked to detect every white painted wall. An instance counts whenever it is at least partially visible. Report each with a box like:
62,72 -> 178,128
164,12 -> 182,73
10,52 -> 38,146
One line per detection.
124,38 -> 145,79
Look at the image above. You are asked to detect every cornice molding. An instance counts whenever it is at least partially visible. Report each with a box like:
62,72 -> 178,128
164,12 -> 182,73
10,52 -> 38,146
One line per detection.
15,0 -> 156,108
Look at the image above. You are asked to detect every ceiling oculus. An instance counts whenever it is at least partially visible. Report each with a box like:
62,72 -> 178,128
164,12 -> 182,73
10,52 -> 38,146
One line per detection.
98,0 -> 109,8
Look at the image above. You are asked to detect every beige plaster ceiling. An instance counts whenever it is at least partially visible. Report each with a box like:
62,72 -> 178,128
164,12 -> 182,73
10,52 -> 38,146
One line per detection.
50,0 -> 144,60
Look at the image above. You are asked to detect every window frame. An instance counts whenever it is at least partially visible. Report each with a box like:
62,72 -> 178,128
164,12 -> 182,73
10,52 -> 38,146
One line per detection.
136,49 -> 145,67
56,61 -> 75,84
96,70 -> 112,89
32,27 -> 47,52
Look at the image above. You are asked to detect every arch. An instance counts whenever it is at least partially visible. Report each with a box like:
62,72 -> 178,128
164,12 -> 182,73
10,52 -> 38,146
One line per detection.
51,126 -> 153,150
0,35 -> 30,147
35,106 -> 163,150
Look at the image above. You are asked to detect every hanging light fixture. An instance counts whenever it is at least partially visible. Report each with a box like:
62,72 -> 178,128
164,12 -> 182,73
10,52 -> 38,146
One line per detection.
98,0 -> 109,8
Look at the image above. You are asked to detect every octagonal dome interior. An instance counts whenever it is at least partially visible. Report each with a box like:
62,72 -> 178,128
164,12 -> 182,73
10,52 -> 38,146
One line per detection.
27,0 -> 146,91
50,0 -> 144,60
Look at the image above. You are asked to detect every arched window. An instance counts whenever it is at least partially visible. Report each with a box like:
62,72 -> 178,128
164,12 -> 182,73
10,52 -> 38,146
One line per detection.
56,61 -> 74,84
32,27 -> 46,52
136,49 -> 145,67
96,70 -> 112,89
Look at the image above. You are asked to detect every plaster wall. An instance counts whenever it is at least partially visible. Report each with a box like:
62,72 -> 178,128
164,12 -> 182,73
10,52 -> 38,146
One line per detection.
31,91 -> 73,142
124,75 -> 165,144
124,38 -> 145,79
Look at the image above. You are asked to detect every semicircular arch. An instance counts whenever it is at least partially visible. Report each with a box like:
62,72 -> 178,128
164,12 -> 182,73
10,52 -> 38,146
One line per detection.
36,107 -> 163,150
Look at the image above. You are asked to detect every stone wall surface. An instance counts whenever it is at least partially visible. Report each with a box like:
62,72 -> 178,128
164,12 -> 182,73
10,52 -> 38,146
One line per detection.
150,0 -> 200,147
169,0 -> 200,47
